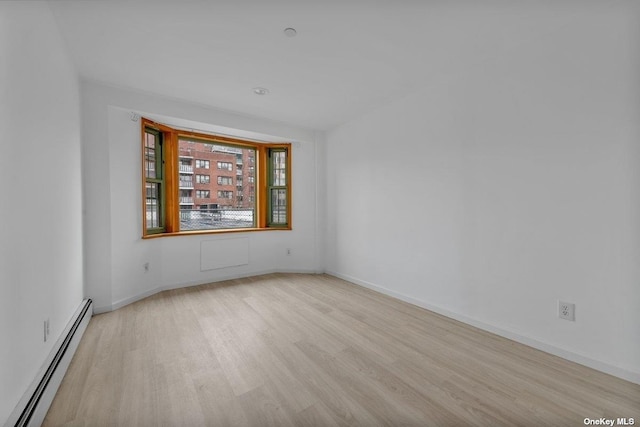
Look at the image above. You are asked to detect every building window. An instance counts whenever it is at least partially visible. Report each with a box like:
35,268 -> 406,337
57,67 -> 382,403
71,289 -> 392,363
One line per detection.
217,161 -> 233,171
179,159 -> 193,174
179,189 -> 193,204
217,176 -> 233,185
179,175 -> 193,188
195,159 -> 210,169
142,119 -> 291,236
196,174 -> 210,184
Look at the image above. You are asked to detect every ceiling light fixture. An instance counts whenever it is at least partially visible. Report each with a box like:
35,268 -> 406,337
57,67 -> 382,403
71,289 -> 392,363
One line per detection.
284,27 -> 297,37
253,87 -> 269,95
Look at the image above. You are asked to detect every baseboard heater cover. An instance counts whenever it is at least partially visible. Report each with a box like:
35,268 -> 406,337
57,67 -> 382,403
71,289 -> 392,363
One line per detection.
6,299 -> 93,427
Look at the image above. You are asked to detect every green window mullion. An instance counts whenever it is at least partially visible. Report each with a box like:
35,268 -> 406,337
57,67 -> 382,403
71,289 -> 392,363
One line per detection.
145,128 -> 165,233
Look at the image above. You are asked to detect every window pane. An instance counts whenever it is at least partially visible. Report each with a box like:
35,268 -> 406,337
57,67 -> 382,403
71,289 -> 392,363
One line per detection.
178,138 -> 256,230
271,151 -> 286,186
145,132 -> 155,148
271,188 -> 287,224
145,133 -> 156,179
146,182 -> 160,229
196,174 -> 210,184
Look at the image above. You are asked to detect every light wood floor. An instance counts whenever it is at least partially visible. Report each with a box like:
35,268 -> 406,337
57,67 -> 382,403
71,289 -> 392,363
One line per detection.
44,273 -> 640,426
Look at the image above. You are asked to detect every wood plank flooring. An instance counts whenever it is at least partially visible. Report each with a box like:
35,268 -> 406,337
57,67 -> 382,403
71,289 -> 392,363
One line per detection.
43,273 -> 640,426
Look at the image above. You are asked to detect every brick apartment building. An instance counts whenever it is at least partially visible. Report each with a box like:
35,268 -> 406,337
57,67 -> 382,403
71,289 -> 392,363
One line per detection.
178,139 -> 255,214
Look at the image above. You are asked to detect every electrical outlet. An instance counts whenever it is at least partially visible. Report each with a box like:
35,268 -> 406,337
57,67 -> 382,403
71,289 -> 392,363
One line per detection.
144,262 -> 150,273
286,248 -> 291,256
558,301 -> 575,321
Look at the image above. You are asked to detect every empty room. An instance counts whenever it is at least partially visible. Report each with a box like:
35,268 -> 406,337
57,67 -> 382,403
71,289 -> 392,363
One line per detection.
1,1 -> 639,426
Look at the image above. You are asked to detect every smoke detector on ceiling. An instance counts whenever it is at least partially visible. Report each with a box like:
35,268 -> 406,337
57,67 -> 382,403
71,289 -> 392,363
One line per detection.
253,87 -> 269,95
284,28 -> 297,37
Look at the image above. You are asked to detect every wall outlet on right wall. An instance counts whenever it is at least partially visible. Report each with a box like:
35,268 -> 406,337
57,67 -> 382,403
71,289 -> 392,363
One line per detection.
558,301 -> 575,321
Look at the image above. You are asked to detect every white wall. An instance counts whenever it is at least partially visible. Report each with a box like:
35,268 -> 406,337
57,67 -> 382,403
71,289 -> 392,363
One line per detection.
0,2 -> 84,423
325,4 -> 640,382
81,82 -> 322,312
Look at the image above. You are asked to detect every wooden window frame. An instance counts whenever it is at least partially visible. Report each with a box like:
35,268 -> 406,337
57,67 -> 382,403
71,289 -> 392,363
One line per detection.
141,118 -> 291,238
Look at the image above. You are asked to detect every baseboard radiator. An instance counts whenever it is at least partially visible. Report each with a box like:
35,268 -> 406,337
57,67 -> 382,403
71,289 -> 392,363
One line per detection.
6,299 -> 93,427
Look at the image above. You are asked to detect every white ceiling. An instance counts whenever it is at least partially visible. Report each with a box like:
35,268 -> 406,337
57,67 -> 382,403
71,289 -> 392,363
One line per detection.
48,0 -> 618,131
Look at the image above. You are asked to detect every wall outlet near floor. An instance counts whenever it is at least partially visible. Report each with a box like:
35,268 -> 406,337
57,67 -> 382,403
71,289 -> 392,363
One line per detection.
144,262 -> 150,272
558,301 -> 575,321
286,248 -> 291,256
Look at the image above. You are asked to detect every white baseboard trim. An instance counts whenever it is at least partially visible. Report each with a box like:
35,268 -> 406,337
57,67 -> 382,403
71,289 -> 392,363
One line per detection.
94,269 -> 322,314
327,270 -> 640,386
5,299 -> 93,427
